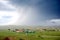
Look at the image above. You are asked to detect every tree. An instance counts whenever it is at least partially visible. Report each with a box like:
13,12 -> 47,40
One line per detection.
8,29 -> 10,31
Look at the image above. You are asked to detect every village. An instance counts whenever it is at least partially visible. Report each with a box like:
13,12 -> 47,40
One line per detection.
7,26 -> 60,33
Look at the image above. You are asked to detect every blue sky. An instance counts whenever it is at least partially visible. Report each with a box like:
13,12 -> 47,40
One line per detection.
0,0 -> 60,26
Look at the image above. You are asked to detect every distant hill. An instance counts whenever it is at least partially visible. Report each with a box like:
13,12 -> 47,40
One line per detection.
0,25 -> 60,30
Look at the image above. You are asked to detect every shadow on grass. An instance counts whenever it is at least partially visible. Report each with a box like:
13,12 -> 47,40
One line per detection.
0,36 -> 17,40
55,37 -> 60,40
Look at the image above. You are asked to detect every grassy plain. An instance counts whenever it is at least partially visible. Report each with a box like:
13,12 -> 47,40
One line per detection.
0,30 -> 60,40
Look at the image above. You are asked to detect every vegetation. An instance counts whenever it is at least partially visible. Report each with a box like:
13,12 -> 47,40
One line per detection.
0,29 -> 60,40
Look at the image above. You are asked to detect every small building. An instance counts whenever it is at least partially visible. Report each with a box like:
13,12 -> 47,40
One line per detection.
15,29 -> 24,33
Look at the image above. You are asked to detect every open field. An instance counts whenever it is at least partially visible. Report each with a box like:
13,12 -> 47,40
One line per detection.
0,30 -> 60,40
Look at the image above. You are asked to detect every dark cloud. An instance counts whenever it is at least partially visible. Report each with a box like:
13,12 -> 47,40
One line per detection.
9,0 -> 60,14
8,0 -> 60,25
9,0 -> 44,6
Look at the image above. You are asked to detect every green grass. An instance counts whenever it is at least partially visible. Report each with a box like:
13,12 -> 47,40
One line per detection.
0,30 -> 60,40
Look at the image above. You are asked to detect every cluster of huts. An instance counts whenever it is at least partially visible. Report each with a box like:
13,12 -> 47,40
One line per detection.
8,28 -> 60,33
13,29 -> 35,33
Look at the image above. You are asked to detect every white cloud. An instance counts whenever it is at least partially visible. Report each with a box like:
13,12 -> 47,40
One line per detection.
0,0 -> 16,11
0,0 -> 20,25
46,19 -> 60,26
50,19 -> 60,23
0,11 -> 20,25
0,0 -> 9,1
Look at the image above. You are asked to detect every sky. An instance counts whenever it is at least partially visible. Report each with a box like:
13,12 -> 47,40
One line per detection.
0,0 -> 60,26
